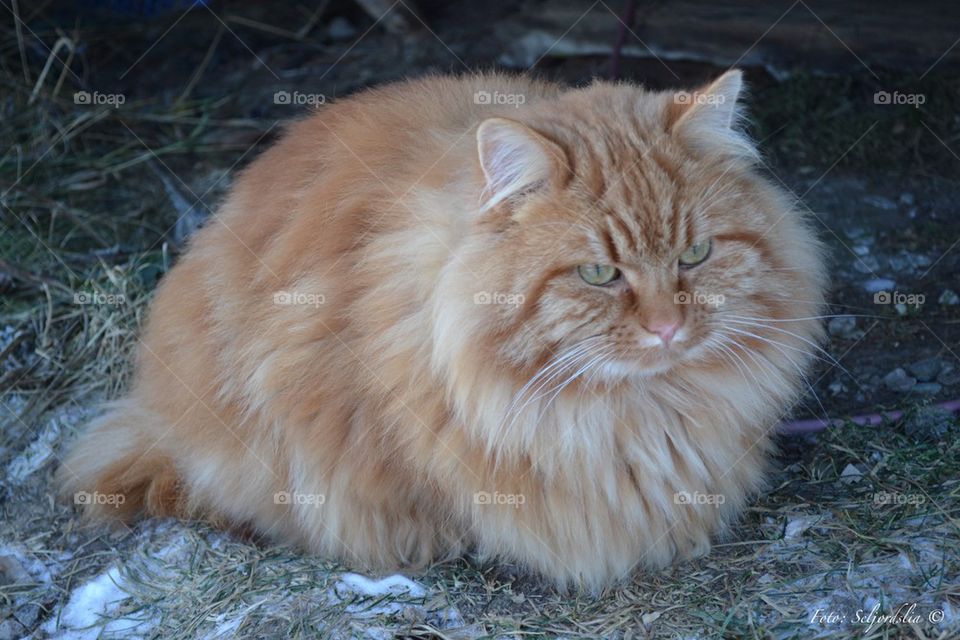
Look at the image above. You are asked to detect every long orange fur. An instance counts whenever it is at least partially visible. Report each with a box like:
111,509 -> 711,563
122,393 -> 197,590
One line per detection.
59,70 -> 826,590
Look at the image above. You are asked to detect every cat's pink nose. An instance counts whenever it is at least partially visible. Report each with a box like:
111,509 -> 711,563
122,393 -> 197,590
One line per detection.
645,320 -> 680,345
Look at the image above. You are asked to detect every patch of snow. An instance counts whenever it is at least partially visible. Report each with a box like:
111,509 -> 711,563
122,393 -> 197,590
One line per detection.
0,543 -> 56,586
331,573 -> 428,620
7,403 -> 95,484
41,565 -> 158,640
783,515 -> 819,540
337,573 -> 426,598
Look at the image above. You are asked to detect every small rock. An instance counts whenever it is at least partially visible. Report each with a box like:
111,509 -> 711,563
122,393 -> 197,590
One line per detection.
853,254 -> 882,273
327,16 -> 357,40
883,368 -> 917,392
887,254 -> 911,271
913,382 -> 942,395
828,315 -> 857,339
840,463 -> 863,484
863,195 -> 897,210
853,244 -> 871,256
899,192 -> 915,207
911,253 -> 932,268
894,302 -> 909,316
904,406 -> 953,440
907,358 -> 942,382
889,251 -> 933,272
864,278 -> 896,294
784,515 -> 818,539
828,380 -> 846,396
939,289 -> 960,305
844,226 -> 873,243
938,364 -> 959,386
642,611 -> 662,625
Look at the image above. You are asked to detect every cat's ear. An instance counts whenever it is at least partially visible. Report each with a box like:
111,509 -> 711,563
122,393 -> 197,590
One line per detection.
669,69 -> 757,160
476,118 -> 566,211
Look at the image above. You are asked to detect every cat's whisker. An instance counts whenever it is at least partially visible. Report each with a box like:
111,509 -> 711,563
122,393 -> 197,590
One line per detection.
536,344 -> 618,411
705,341 -> 764,394
720,325 -> 821,369
719,327 -> 832,423
723,317 -> 855,379
720,312 -> 881,322
499,338 -> 611,439
534,345 -> 618,431
499,339 -> 602,434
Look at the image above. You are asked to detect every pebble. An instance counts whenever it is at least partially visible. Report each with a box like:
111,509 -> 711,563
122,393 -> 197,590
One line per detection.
883,367 -> 917,392
853,255 -> 881,273
840,463 -> 863,484
844,226 -> 873,243
863,195 -> 897,210
899,192 -> 916,207
327,16 -> 357,40
784,515 -> 818,539
939,289 -> 960,305
864,278 -> 896,294
907,358 -> 942,382
913,382 -> 942,395
938,364 -> 959,386
887,251 -> 931,272
827,315 -> 857,339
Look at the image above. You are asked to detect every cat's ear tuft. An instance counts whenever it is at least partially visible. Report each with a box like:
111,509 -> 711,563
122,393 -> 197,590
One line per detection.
669,69 -> 758,161
476,118 -> 566,210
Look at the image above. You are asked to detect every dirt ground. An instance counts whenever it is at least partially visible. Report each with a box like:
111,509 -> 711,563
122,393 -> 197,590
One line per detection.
1,1 -> 959,638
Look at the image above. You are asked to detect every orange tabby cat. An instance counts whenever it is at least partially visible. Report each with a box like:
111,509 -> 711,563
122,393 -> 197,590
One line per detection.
59,70 -> 825,590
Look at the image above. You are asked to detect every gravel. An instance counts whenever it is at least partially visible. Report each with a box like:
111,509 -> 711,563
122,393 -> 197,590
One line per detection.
907,358 -> 943,382
883,368 -> 917,392
864,278 -> 896,293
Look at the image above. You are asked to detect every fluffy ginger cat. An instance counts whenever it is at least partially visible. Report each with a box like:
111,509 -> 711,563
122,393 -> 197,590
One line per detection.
60,70 -> 825,590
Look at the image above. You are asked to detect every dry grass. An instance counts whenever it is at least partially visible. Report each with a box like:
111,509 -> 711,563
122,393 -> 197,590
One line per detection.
2,3 -> 959,639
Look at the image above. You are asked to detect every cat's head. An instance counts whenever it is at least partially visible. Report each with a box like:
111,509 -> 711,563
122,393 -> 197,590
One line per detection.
437,70 -> 825,400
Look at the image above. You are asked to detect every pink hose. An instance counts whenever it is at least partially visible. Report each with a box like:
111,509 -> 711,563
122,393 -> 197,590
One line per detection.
778,399 -> 960,434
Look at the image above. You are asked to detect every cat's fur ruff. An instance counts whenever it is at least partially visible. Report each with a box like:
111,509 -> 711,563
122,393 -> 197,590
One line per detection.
59,71 -> 825,590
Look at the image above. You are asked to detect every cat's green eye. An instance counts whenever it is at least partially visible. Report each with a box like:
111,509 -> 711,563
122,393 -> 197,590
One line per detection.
577,264 -> 620,286
678,239 -> 712,267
